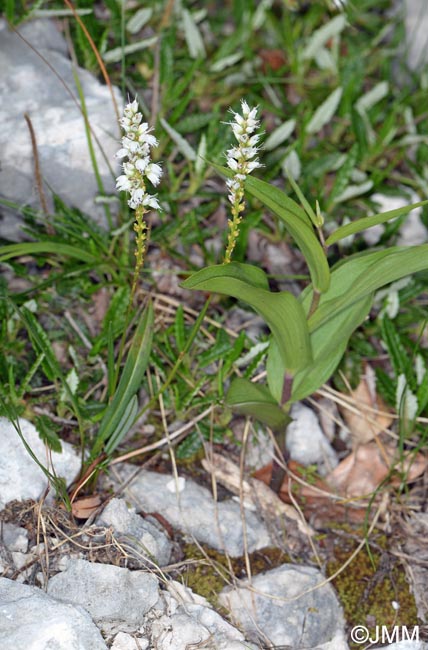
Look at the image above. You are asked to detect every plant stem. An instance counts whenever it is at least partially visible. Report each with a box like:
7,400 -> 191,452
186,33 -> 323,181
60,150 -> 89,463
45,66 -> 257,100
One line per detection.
269,372 -> 293,493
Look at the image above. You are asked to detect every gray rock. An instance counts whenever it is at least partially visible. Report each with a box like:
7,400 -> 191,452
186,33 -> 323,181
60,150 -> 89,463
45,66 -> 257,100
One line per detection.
111,632 -> 148,650
116,466 -> 272,556
372,640 -> 428,650
0,577 -> 107,650
96,497 -> 172,566
0,417 -> 81,509
146,581 -> 258,650
1,522 -> 28,553
287,403 -> 338,476
403,0 -> 428,70
0,18 -> 121,241
47,559 -> 159,631
219,563 -> 347,649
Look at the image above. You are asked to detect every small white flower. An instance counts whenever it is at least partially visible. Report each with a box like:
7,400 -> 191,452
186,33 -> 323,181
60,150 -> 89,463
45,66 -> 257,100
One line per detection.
143,195 -> 161,210
116,175 -> 132,191
145,162 -> 162,186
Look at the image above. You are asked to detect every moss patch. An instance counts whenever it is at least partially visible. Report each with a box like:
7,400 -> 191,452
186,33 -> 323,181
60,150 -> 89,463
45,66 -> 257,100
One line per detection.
327,531 -> 418,649
178,541 -> 291,609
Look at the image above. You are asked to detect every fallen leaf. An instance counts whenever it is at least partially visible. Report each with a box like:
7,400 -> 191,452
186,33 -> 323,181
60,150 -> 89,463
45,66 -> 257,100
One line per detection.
326,442 -> 427,497
339,365 -> 393,445
71,494 -> 102,519
254,461 -> 367,524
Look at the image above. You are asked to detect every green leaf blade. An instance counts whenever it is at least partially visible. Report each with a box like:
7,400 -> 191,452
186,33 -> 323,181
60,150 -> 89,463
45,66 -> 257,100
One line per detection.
326,200 -> 428,246
181,263 -> 312,374
226,378 -> 291,430
243,175 -> 330,293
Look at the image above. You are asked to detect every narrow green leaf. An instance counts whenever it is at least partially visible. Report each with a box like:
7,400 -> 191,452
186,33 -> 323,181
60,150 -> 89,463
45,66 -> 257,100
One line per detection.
35,415 -> 62,453
380,316 -> 412,382
102,37 -> 158,63
305,87 -> 343,135
160,118 -> 197,161
302,15 -> 347,61
19,308 -> 60,382
226,378 -> 291,430
355,81 -> 389,113
181,263 -> 312,373
417,372 -> 428,413
126,7 -> 152,33
107,321 -> 115,398
264,119 -> 296,151
92,302 -> 154,456
0,242 -> 99,264
182,8 -> 206,59
286,171 -> 318,226
327,144 -> 359,206
174,305 -> 186,352
104,395 -> 139,455
325,200 -> 428,246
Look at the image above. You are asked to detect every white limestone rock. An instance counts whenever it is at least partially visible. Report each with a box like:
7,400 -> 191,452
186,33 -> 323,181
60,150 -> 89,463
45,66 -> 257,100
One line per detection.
219,563 -> 347,649
0,18 -> 121,241
47,559 -> 159,632
286,402 -> 338,476
96,497 -> 172,566
0,577 -> 107,650
0,417 -> 81,509
114,466 -> 272,556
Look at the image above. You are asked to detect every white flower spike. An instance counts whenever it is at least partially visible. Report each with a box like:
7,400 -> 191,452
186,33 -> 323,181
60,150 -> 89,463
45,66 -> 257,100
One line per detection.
115,100 -> 162,212
115,99 -> 162,292
224,100 -> 261,263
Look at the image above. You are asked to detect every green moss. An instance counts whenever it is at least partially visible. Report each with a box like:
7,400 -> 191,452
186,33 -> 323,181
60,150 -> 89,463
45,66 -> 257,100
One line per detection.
179,542 -> 291,609
327,533 -> 418,649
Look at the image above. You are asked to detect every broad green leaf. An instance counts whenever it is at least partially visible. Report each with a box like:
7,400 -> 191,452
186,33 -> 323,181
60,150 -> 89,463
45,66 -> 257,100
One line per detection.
182,260 -> 269,291
305,87 -> 343,135
0,242 -> 99,264
226,378 -> 291,430
92,302 -> 154,457
267,294 -> 372,403
326,200 -> 428,246
181,263 -> 312,373
243,175 -> 330,293
308,245 -> 428,332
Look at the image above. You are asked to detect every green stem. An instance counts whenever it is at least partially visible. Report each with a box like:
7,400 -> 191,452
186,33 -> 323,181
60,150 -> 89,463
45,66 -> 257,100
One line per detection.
270,372 -> 293,494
